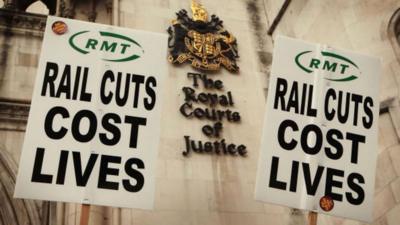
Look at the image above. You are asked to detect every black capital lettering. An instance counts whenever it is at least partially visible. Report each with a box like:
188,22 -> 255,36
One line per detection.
31,148 -> 53,184
289,161 -> 299,192
73,152 -> 98,186
80,67 -> 92,102
123,158 -> 145,192
187,72 -> 201,87
324,88 -> 336,121
325,168 -> 344,201
351,94 -> 363,126
182,87 -> 197,102
56,65 -> 71,99
125,116 -> 147,148
273,78 -> 287,111
71,110 -> 97,143
338,91 -> 350,124
98,155 -> 121,190
44,106 -> 69,140
56,150 -> 69,185
101,70 -> 114,105
99,113 -> 121,146
144,76 -> 157,110
41,62 -> 58,97
346,132 -> 366,164
300,124 -> 322,155
269,156 -> 287,190
346,173 -> 365,205
182,136 -> 191,156
131,74 -> 145,108
363,97 -> 374,129
277,119 -> 298,150
115,72 -> 130,107
179,102 -> 193,117
325,129 -> 343,160
303,163 -> 324,196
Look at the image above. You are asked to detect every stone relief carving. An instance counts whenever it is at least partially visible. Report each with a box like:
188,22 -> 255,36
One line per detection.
2,0 -> 56,14
0,148 -> 42,225
58,0 -> 76,18
0,9 -> 46,33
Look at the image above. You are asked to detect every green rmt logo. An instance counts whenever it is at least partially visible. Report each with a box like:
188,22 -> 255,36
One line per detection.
85,38 -> 131,54
295,50 -> 360,82
69,31 -> 144,62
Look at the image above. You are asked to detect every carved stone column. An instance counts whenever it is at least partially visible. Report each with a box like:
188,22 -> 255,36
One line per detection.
2,0 -> 17,9
0,148 -> 42,225
58,0 -> 76,18
87,0 -> 97,22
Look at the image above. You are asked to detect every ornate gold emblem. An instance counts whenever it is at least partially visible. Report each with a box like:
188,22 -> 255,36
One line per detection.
167,0 -> 239,73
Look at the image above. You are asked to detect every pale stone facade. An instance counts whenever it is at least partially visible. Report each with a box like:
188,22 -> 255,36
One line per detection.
0,1 -> 399,225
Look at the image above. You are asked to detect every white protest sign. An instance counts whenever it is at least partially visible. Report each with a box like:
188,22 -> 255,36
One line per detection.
14,16 -> 168,209
255,36 -> 381,222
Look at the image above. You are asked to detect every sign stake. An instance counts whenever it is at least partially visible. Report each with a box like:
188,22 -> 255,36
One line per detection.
80,204 -> 90,225
308,211 -> 318,225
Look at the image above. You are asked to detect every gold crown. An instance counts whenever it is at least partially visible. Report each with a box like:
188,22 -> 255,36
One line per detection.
191,0 -> 208,22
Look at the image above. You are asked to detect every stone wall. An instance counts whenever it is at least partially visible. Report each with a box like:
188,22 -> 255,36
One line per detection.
112,0 -> 272,224
0,1 -> 400,225
264,1 -> 400,225
0,7 -> 48,225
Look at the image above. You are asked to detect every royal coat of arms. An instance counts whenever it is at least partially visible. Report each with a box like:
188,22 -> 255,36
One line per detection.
167,0 -> 239,73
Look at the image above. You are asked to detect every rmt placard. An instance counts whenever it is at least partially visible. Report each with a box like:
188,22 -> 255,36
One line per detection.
14,16 -> 168,209
255,36 -> 381,222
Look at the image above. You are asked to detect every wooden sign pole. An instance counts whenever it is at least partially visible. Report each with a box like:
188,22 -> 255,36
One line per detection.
80,204 -> 91,225
308,211 -> 318,225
